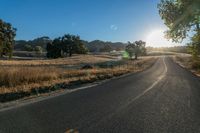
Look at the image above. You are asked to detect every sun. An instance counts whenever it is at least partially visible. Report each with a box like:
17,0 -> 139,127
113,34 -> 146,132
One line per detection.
146,29 -> 178,47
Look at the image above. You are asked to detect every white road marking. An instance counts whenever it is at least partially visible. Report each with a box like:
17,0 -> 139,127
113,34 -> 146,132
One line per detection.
0,84 -> 99,112
84,57 -> 169,130
128,57 -> 168,103
163,56 -> 168,73
88,57 -> 169,129
117,57 -> 168,111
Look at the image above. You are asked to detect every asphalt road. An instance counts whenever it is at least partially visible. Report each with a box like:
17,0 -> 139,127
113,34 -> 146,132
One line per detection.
1,57 -> 200,133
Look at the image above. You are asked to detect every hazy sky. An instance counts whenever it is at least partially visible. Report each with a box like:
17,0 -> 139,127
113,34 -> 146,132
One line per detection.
0,0 -> 183,46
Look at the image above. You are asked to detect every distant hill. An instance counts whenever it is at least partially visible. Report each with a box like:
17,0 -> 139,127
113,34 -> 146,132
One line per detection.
15,38 -> 126,52
84,40 -> 126,52
14,36 -> 52,51
15,37 -> 188,54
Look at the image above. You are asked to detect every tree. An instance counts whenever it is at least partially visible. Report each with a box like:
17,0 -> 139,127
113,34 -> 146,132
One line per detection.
46,38 -> 62,58
46,42 -> 55,58
158,0 -> 200,57
46,34 -> 88,58
35,46 -> 43,56
125,40 -> 146,60
61,34 -> 88,57
24,44 -> 34,51
0,19 -> 16,58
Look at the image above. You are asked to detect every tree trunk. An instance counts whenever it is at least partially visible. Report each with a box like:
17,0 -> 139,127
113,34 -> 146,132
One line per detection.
135,53 -> 138,60
69,50 -> 72,57
196,23 -> 200,55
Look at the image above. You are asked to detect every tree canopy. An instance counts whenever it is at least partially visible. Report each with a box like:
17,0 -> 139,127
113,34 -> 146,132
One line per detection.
125,40 -> 146,60
46,34 -> 88,58
158,0 -> 200,57
0,19 -> 16,58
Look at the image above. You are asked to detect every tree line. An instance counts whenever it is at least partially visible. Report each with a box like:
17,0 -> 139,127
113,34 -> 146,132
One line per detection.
84,40 -> 125,52
15,36 -> 51,52
15,39 -> 126,53
0,18 -> 146,60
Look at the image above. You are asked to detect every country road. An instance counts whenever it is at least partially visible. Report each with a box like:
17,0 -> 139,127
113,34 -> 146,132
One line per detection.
1,57 -> 200,133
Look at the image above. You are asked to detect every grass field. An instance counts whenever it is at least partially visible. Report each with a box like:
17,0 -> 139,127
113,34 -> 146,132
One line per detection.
0,54 -> 116,66
0,54 -> 157,102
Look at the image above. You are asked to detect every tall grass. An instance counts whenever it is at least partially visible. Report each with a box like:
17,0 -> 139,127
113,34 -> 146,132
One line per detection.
0,55 -> 114,66
0,57 -> 156,95
0,67 -> 61,87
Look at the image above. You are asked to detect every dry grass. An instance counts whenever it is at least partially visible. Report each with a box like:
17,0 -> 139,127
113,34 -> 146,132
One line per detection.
0,56 -> 157,101
0,67 -> 61,87
0,55 -> 116,66
173,55 -> 200,76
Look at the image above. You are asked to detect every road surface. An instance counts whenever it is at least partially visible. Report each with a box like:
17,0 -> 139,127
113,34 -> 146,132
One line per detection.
0,57 -> 200,133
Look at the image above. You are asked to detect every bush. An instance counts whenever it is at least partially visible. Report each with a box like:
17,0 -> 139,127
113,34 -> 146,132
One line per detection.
81,64 -> 94,69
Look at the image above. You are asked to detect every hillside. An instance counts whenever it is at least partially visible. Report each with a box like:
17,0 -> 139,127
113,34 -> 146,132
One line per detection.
15,38 -> 126,53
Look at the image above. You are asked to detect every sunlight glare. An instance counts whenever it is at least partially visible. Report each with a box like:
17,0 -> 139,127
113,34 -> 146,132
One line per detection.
146,29 -> 179,47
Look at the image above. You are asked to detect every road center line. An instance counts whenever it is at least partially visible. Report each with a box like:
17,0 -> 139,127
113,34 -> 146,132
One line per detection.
87,57 -> 168,129
121,57 -> 168,108
131,57 -> 168,101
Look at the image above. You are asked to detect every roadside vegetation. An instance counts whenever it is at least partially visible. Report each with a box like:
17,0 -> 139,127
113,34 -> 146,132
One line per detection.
173,55 -> 200,76
158,0 -> 200,75
158,0 -> 200,58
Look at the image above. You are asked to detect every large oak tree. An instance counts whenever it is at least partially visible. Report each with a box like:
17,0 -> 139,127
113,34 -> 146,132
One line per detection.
46,34 -> 88,58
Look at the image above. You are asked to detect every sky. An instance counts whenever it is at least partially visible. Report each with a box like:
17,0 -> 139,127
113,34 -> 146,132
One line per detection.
0,0 -> 186,47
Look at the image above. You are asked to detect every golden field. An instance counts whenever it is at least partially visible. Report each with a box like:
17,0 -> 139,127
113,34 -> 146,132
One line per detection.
0,54 -> 116,66
0,55 -> 157,102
